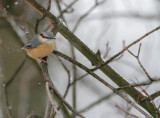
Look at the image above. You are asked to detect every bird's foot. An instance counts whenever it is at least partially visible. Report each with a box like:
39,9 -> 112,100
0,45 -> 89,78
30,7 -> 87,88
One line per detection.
40,58 -> 48,64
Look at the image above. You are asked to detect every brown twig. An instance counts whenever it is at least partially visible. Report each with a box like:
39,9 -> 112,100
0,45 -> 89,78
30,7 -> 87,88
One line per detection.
2,83 -> 13,118
103,41 -> 110,58
50,107 -> 55,118
56,56 -> 71,98
72,40 -> 124,84
55,0 -> 67,27
69,0 -> 107,88
113,40 -> 125,61
26,114 -> 42,118
55,0 -> 72,100
117,78 -> 160,93
70,40 -> 125,86
131,82 -> 159,118
70,45 -> 77,118
91,25 -> 160,71
40,63 -> 85,118
55,1 -> 78,116
53,50 -> 151,118
24,0 -> 160,116
46,82 -> 63,118
0,42 -> 23,53
72,0 -> 106,32
35,0 -> 51,34
51,84 -> 85,118
115,104 -> 141,118
58,0 -> 78,18
79,93 -> 114,113
2,58 -> 27,118
126,43 -> 153,82
70,73 -> 88,86
44,101 -> 52,118
150,91 -> 160,101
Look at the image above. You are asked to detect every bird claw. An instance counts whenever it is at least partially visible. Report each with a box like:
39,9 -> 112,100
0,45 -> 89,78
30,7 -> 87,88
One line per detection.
40,58 -> 48,64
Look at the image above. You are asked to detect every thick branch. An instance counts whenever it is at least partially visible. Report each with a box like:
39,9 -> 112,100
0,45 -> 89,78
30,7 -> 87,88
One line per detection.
40,63 -> 85,118
24,0 -> 159,117
53,50 -> 151,118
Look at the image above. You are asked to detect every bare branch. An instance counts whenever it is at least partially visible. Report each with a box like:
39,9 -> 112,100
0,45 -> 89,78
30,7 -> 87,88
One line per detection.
24,1 -> 160,116
2,58 -> 27,118
73,0 -> 107,32
44,101 -> 52,118
79,93 -> 114,113
35,0 -> 51,34
92,25 -> 160,71
55,0 -> 67,26
51,84 -> 85,118
56,56 -> 71,98
40,63 -> 85,118
126,44 -> 153,82
150,91 -> 160,100
46,82 -> 63,118
103,41 -> 110,58
115,104 -> 141,118
53,50 -> 152,118
26,114 -> 42,118
58,0 -> 78,18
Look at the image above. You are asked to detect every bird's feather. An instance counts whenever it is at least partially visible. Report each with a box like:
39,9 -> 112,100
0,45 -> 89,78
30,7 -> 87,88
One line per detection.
24,34 -> 42,49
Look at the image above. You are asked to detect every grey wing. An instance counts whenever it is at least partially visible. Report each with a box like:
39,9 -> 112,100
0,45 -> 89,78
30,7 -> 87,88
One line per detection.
24,34 -> 42,49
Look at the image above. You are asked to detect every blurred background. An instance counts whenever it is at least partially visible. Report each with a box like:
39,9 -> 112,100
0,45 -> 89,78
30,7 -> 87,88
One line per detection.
0,0 -> 160,118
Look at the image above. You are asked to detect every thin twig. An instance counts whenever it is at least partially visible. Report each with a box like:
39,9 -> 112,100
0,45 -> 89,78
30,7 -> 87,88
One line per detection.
55,0 -> 71,99
79,93 -> 114,113
117,79 -> 160,91
0,42 -> 23,53
53,50 -> 152,118
44,101 -> 52,118
55,1 -> 76,115
115,104 -> 141,118
50,107 -> 55,118
126,43 -> 153,81
35,0 -> 51,34
72,0 -> 106,32
51,84 -> 85,118
113,40 -> 125,61
150,91 -> 160,100
72,40 -> 123,84
2,83 -> 13,118
56,56 -> 71,98
46,82 -> 63,118
55,0 -> 67,27
58,0 -> 78,18
26,114 -> 42,118
2,58 -> 27,118
103,41 -> 110,58
131,82 -> 159,118
24,1 -> 160,116
40,63 -> 85,118
70,0 -> 107,89
71,46 -> 77,117
70,73 -> 88,86
124,103 -> 132,118
92,25 -> 160,71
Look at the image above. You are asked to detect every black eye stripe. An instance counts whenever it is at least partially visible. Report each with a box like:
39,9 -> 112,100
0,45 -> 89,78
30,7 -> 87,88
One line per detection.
40,33 -> 55,40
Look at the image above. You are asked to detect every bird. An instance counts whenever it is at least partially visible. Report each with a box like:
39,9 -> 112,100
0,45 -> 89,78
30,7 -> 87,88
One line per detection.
21,32 -> 56,63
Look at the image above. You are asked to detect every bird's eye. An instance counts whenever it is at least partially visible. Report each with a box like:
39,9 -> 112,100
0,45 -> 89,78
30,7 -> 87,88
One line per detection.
40,33 -> 44,37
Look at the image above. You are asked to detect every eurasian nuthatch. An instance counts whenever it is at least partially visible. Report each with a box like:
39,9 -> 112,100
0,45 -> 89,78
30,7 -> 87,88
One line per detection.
22,32 -> 56,63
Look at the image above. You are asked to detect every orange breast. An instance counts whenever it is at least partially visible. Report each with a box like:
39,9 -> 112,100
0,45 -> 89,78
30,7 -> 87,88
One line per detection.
27,41 -> 55,59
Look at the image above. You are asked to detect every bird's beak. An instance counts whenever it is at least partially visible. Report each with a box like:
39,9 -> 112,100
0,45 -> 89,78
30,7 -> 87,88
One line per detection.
21,47 -> 26,50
